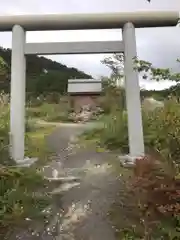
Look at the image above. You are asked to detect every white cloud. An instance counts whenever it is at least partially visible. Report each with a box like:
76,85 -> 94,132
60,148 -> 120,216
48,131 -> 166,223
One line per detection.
0,0 -> 179,89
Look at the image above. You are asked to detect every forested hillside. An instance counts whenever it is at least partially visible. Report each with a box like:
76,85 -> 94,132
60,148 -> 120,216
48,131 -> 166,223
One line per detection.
0,47 -> 92,94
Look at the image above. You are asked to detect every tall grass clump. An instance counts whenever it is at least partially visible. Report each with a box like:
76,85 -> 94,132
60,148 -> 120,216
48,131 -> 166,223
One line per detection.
85,97 -> 180,169
99,111 -> 128,152
26,100 -> 71,122
143,97 -> 180,168
0,104 -> 10,165
0,94 -> 51,239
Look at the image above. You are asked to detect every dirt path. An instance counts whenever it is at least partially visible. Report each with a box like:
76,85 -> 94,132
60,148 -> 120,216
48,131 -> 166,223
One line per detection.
10,123 -> 122,240
46,124 -> 121,240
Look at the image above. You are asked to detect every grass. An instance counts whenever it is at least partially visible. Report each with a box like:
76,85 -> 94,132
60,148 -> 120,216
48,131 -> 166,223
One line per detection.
78,131 -> 138,239
108,164 -> 142,239
102,155 -> 138,239
109,199 -> 143,239
26,103 -> 71,123
0,123 -> 57,239
0,101 -> 59,239
25,123 -> 56,165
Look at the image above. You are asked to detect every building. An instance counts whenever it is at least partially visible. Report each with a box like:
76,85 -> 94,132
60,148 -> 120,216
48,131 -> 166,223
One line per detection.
68,79 -> 102,112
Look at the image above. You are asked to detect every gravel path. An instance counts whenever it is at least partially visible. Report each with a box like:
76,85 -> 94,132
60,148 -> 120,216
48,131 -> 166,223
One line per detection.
10,123 -> 121,240
46,124 -> 120,240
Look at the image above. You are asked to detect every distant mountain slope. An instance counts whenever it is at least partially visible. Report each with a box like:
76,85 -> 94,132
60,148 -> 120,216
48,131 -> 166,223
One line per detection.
0,47 -> 92,94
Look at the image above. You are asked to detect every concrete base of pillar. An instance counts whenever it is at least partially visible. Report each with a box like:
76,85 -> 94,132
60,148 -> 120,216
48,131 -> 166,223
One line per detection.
16,157 -> 38,167
118,155 -> 144,168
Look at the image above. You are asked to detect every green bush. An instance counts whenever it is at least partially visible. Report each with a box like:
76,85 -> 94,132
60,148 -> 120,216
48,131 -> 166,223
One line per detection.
84,98 -> 180,168
26,94 -> 44,107
0,106 -> 10,165
27,103 -> 71,122
26,93 -> 62,107
83,110 -> 128,152
26,103 -> 51,119
143,98 -> 180,167
25,118 -> 37,132
0,104 -> 52,238
0,166 -> 50,237
99,111 -> 128,151
99,84 -> 125,114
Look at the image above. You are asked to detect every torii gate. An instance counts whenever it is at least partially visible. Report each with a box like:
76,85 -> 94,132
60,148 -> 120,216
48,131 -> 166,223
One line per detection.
0,11 -> 178,163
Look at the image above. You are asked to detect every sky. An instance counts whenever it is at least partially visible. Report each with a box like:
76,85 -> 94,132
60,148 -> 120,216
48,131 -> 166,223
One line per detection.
0,0 -> 179,90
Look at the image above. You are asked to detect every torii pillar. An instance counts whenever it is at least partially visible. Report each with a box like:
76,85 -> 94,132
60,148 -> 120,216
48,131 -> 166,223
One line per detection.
10,25 -> 26,162
123,22 -> 144,157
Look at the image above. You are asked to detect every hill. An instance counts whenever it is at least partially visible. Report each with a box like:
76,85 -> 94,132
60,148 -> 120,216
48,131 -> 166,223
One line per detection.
140,84 -> 180,102
0,47 -> 92,94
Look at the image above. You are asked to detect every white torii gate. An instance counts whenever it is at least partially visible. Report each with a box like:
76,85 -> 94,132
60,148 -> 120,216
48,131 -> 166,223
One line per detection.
0,11 -> 178,163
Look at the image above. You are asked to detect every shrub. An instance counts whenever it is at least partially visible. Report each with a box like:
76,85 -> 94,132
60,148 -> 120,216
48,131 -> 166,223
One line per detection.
99,83 -> 125,114
143,98 -> 180,168
26,102 -> 71,122
0,100 -> 53,238
0,165 -> 51,239
0,105 -> 10,165
26,103 -> 53,119
99,111 -> 128,151
25,118 -> 37,132
26,94 -> 45,107
84,97 -> 180,169
83,110 -> 128,152
127,156 -> 180,238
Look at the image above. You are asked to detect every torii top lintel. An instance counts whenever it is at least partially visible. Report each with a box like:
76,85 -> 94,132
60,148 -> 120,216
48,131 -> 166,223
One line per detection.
0,11 -> 179,31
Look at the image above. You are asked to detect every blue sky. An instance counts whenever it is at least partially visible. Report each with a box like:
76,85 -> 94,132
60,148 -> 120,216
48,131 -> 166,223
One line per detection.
0,0 -> 179,90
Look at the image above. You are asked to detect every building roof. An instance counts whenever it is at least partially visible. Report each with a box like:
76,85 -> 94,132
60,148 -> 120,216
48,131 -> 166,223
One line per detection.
68,79 -> 102,95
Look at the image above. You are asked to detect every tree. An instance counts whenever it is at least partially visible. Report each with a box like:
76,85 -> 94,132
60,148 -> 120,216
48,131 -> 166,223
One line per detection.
102,54 -> 180,83
134,58 -> 180,82
28,70 -> 69,95
102,53 -> 180,102
102,54 -> 125,87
